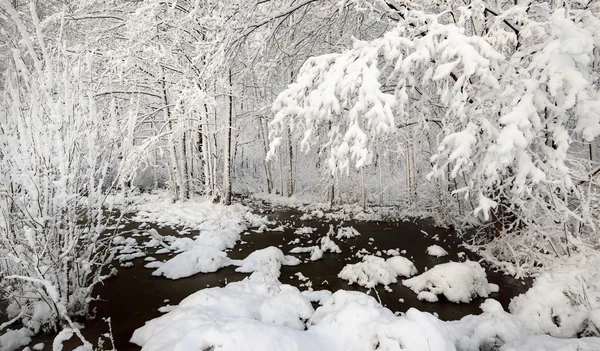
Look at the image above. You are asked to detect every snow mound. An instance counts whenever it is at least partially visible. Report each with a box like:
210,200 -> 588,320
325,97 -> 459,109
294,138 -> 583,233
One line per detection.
152,245 -> 229,279
232,246 -> 301,278
427,245 -> 449,257
509,254 -> 600,338
403,261 -> 496,303
338,255 -> 417,288
130,274 -> 317,350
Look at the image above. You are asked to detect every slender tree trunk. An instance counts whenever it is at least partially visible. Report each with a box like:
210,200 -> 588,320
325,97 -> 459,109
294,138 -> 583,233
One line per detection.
181,130 -> 190,199
360,167 -> 366,210
286,126 -> 294,197
222,69 -> 233,205
161,72 -> 180,200
201,105 -> 212,196
259,117 -> 273,193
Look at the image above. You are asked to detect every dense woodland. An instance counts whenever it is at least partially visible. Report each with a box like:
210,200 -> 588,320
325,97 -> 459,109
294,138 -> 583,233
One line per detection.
1,0 -> 600,348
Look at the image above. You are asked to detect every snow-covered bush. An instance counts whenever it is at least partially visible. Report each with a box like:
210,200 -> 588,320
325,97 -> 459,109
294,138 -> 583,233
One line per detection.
402,261 -> 498,303
0,4 -> 124,337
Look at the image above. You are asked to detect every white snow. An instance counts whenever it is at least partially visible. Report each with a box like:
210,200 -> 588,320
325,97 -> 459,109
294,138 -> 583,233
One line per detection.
338,255 -> 417,288
403,261 -> 496,303
231,246 -> 301,278
509,253 -> 600,338
335,226 -> 361,240
152,245 -> 229,279
294,227 -> 315,235
427,244 -> 449,257
130,252 -> 600,351
127,196 -> 267,279
0,328 -> 32,351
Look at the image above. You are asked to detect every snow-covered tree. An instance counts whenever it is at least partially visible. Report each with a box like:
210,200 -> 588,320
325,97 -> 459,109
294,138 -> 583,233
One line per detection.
270,0 -> 600,274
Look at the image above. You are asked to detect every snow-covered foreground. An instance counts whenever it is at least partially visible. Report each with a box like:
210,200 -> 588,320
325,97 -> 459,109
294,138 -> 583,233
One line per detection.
7,193 -> 596,351
131,268 -> 600,351
121,195 -> 600,351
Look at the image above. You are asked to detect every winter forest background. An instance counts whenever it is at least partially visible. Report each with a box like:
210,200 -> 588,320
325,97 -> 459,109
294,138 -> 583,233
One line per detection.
1,0 -> 600,350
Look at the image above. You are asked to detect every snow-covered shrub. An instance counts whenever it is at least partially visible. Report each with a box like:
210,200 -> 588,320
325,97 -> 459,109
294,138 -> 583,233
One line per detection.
0,4 -> 124,336
403,261 -> 498,303
509,253 -> 600,338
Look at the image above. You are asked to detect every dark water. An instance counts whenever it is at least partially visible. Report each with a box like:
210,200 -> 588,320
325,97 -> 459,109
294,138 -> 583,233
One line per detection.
22,207 -> 531,350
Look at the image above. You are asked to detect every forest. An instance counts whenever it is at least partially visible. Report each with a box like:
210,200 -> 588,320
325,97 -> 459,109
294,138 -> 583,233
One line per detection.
1,0 -> 600,350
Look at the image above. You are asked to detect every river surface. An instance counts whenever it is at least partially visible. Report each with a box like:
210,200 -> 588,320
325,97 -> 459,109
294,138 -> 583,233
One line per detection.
22,206 -> 531,350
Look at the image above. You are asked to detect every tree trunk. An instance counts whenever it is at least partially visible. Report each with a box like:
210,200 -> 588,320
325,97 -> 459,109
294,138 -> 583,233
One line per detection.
405,140 -> 415,201
222,69 -> 233,205
161,72 -> 180,201
286,126 -> 294,197
259,116 -> 273,193
201,105 -> 213,196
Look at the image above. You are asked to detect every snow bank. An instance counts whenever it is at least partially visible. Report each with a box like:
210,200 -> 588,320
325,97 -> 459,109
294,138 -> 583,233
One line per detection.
338,255 -> 417,288
133,193 -> 268,231
128,194 -> 267,279
403,261 -> 498,303
132,269 -> 600,351
509,253 -> 600,338
130,273 -> 319,350
131,274 -> 457,351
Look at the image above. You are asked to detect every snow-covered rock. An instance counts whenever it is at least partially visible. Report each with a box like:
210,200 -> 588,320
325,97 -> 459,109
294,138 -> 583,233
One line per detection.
152,245 -> 229,279
427,245 -> 449,257
338,255 -> 417,288
232,246 -> 301,278
403,261 -> 496,303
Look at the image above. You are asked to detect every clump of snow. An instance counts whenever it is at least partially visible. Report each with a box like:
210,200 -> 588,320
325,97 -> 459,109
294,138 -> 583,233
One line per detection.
427,245 -> 449,257
152,245 -> 229,279
289,229 -> 341,261
403,261 -> 496,303
144,261 -> 164,269
338,255 -> 417,288
319,235 -> 341,253
0,328 -> 33,351
294,227 -> 315,235
386,249 -> 400,256
335,226 -> 361,240
232,246 -> 301,279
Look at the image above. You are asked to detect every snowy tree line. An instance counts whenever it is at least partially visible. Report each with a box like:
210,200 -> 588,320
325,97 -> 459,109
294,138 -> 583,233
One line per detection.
0,0 -> 599,338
